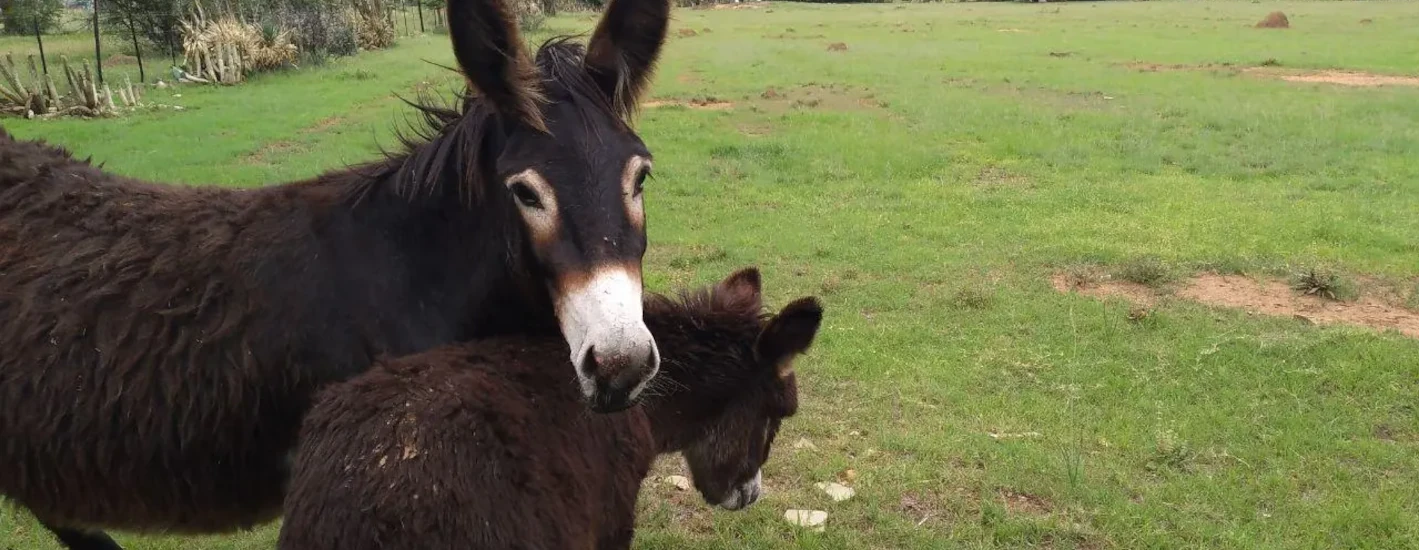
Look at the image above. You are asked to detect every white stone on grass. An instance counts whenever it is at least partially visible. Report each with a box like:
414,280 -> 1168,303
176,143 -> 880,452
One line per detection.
815,481 -> 855,502
783,509 -> 828,531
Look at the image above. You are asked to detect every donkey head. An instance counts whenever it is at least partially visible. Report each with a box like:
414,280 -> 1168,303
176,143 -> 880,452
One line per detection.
678,269 -> 823,510
447,0 -> 670,412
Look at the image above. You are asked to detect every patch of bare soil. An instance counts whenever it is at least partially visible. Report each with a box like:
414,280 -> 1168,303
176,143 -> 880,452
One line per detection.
1124,62 -> 1418,87
826,42 -> 848,52
302,116 -> 346,134
242,140 -> 308,165
642,97 -> 734,110
1177,274 -> 1417,337
1053,272 -> 1418,338
676,28 -> 698,38
1051,273 -> 1159,307
104,54 -> 138,65
675,72 -> 701,85
1000,489 -> 1053,516
974,165 -> 1033,190
1255,11 -> 1290,29
1250,69 -> 1419,87
749,83 -> 888,115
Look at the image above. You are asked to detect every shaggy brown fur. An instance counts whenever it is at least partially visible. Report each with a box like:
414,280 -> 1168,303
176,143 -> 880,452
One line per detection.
0,0 -> 672,547
279,268 -> 822,550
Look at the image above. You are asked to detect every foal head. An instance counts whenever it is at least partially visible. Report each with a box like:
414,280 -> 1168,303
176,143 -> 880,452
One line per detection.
440,0 -> 670,411
647,269 -> 823,510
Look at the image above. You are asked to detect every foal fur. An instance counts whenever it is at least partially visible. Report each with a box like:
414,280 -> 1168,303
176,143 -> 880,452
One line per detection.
0,0 -> 671,545
279,269 -> 822,550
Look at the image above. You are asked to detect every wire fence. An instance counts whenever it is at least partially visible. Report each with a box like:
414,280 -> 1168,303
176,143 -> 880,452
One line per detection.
0,1 -> 454,88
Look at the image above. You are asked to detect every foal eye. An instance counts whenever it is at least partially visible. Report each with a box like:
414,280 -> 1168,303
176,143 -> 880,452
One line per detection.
509,182 -> 543,209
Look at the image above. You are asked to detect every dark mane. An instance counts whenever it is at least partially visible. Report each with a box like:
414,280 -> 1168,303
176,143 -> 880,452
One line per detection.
347,37 -> 635,207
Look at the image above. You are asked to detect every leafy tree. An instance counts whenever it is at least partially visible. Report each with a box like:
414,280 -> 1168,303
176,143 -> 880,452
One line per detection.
1,0 -> 64,36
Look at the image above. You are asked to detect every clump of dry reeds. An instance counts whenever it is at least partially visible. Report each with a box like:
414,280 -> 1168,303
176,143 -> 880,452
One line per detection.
0,54 -> 142,118
180,5 -> 298,85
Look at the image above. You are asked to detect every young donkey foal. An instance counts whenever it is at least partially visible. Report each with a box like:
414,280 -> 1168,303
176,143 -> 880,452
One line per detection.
0,0 -> 672,547
280,268 -> 823,550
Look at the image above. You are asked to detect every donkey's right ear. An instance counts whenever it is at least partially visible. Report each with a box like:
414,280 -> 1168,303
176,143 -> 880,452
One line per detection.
447,0 -> 547,132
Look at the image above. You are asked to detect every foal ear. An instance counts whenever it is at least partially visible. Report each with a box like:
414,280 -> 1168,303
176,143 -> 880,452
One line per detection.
584,0 -> 671,118
716,267 -> 763,312
756,297 -> 824,378
447,0 -> 547,132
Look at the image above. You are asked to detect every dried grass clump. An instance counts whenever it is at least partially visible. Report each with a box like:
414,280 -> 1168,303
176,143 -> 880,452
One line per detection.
0,54 -> 143,118
181,6 -> 298,85
351,0 -> 395,51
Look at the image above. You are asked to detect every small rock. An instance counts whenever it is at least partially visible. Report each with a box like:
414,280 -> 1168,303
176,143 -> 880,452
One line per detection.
816,481 -> 855,502
173,94 -> 182,98
664,475 -> 691,491
783,509 -> 828,531
793,437 -> 816,450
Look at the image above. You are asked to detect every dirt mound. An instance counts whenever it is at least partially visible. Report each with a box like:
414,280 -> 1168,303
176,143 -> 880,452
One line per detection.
748,83 -> 888,115
1255,11 -> 1289,29
676,28 -> 698,38
1053,272 -> 1417,338
827,42 -> 848,52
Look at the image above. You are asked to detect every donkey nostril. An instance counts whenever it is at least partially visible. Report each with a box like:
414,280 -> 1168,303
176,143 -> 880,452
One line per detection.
578,345 -> 598,377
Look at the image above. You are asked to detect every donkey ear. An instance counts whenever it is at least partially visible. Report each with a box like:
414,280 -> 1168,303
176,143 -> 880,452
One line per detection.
756,297 -> 823,378
584,0 -> 671,118
717,267 -> 763,312
447,0 -> 547,132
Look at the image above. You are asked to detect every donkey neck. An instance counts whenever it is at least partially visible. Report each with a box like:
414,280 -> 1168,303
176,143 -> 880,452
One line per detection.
312,153 -> 552,355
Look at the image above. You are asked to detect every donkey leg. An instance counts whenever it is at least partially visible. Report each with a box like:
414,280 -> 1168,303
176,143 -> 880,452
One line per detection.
43,524 -> 123,550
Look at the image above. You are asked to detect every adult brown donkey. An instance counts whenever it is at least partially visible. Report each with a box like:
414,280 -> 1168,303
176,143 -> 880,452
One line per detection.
0,0 -> 671,546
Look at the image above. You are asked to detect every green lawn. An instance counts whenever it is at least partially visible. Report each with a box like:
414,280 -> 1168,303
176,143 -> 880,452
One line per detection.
2,1 -> 1417,548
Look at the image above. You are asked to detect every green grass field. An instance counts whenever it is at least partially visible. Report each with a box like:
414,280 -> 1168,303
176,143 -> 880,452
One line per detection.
2,1 -> 1417,548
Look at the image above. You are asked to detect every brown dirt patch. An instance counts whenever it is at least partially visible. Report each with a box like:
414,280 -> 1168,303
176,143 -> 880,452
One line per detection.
676,28 -> 698,38
1123,62 -> 1418,87
675,72 -> 701,85
1052,273 -> 1159,307
999,489 -> 1053,516
1255,11 -> 1290,29
1053,271 -> 1418,338
104,54 -> 138,66
242,140 -> 308,165
642,97 -> 733,111
1251,69 -> 1418,87
826,42 -> 848,52
974,165 -> 1033,190
748,83 -> 889,116
1359,18 -> 1373,25
1177,274 -> 1416,337
302,116 -> 346,134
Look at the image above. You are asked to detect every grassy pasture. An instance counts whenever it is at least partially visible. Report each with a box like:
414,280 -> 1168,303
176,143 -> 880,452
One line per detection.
2,1 -> 1417,548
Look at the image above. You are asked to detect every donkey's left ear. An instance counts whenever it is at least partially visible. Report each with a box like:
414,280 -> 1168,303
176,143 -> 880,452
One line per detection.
584,0 -> 671,118
756,297 -> 824,377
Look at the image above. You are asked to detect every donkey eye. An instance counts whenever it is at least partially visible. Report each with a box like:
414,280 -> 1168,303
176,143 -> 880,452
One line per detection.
509,182 -> 543,209
632,169 -> 650,197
